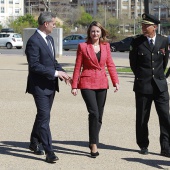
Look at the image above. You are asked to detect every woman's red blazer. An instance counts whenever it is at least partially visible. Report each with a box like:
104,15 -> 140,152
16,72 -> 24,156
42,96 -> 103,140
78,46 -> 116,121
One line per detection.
71,41 -> 119,89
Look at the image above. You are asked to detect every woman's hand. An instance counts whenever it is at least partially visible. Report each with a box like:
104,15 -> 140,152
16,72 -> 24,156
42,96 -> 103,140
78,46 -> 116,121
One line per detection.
71,89 -> 78,96
114,83 -> 119,92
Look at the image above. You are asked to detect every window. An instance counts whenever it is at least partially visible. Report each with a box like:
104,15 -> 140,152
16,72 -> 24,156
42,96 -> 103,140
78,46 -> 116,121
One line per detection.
1,7 -> 4,13
13,34 -> 21,38
15,8 -> 20,13
0,34 -> 10,38
1,0 -> 4,3
3,34 -> 10,37
64,36 -> 73,41
9,0 -> 13,4
15,0 -> 19,4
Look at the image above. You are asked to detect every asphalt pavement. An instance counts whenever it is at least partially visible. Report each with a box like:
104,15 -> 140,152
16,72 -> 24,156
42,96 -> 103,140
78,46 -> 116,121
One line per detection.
0,53 -> 170,170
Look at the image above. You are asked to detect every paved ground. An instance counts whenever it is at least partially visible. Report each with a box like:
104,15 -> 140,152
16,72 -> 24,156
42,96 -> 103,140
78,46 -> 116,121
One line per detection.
0,53 -> 170,170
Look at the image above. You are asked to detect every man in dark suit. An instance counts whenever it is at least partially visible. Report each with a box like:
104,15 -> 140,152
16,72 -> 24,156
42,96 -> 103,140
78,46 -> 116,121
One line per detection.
129,13 -> 170,157
25,12 -> 70,163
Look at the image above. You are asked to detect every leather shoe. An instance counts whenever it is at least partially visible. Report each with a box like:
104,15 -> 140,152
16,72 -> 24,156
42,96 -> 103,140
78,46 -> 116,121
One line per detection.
46,151 -> 59,163
140,147 -> 148,155
90,151 -> 99,158
161,149 -> 170,158
29,143 -> 44,155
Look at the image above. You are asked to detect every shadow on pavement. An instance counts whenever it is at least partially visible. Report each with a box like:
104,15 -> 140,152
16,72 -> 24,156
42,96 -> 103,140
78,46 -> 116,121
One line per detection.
1,140 -> 169,169
0,141 -> 43,161
122,157 -> 170,169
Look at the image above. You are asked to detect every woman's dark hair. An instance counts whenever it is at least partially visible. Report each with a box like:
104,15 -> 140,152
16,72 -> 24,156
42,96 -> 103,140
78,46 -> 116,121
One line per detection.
86,21 -> 109,43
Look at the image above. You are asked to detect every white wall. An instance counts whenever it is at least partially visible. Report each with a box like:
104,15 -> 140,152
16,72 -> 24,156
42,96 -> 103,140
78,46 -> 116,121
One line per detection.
23,28 -> 63,58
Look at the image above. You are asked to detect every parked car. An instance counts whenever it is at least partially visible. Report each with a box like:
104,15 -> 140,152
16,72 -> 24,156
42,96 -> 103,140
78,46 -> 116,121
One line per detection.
63,34 -> 86,51
1,28 -> 14,33
0,33 -> 23,49
110,36 -> 134,52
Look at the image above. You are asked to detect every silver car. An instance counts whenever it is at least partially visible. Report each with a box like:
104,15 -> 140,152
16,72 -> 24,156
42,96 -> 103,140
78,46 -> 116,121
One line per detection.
0,33 -> 23,49
63,34 -> 86,51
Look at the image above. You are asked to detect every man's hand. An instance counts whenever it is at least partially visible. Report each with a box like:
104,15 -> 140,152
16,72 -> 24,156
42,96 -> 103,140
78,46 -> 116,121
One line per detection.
65,77 -> 72,86
58,71 -> 70,80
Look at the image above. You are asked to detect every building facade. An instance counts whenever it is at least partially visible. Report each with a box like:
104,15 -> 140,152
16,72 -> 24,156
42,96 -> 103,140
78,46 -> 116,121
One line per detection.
79,0 -> 144,19
149,0 -> 169,20
24,0 -> 78,15
0,0 -> 24,27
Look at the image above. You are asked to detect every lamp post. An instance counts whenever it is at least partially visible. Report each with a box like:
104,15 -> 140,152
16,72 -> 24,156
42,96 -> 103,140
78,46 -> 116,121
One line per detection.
158,0 -> 161,34
116,0 -> 118,19
104,1 -> 107,28
144,0 -> 149,14
134,18 -> 135,35
104,5 -> 106,27
28,0 -> 30,14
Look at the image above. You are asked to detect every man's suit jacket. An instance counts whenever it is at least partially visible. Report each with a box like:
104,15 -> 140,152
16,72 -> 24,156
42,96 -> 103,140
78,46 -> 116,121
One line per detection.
71,41 -> 119,89
129,34 -> 169,94
25,31 -> 64,95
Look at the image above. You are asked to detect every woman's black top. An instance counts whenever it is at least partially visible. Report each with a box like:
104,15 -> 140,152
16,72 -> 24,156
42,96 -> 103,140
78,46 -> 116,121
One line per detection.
96,51 -> 101,62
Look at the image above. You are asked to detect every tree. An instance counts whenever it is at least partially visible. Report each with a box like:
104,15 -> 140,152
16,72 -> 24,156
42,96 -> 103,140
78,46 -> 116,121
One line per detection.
93,5 -> 119,40
7,14 -> 38,35
77,12 -> 93,27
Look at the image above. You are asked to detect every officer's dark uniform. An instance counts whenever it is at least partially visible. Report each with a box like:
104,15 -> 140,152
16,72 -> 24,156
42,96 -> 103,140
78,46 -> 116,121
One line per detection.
129,13 -> 170,156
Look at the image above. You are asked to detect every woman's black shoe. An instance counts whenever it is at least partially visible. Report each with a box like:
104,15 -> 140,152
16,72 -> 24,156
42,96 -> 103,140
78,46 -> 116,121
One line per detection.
90,151 -> 99,158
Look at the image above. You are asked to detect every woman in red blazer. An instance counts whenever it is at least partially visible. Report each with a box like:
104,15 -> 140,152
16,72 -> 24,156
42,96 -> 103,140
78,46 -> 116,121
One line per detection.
71,21 -> 119,158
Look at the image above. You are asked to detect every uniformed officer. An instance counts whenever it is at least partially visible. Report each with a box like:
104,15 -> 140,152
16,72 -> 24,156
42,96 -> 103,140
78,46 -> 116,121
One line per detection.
129,13 -> 170,157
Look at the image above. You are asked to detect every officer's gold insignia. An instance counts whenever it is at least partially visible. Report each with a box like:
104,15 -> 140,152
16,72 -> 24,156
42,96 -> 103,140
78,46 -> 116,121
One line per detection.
143,14 -> 146,19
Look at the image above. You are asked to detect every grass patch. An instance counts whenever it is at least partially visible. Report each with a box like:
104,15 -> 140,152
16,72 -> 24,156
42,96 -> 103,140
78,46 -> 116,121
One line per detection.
116,67 -> 132,72
64,67 -> 169,74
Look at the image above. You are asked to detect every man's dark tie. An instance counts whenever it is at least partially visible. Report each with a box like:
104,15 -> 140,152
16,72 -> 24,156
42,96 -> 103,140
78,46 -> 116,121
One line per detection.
150,39 -> 154,50
46,36 -> 53,56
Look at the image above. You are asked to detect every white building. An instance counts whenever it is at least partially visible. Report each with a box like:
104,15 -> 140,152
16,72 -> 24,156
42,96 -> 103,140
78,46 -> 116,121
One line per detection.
0,0 -> 24,27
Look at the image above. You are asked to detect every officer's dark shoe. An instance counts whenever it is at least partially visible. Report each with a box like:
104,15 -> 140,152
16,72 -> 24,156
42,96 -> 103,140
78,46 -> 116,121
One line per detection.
140,147 -> 148,155
160,149 -> 170,158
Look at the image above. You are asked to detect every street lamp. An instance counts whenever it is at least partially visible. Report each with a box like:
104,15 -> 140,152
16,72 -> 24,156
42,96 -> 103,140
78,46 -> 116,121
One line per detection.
116,0 -> 118,19
134,18 -> 135,35
104,1 -> 107,28
158,0 -> 161,34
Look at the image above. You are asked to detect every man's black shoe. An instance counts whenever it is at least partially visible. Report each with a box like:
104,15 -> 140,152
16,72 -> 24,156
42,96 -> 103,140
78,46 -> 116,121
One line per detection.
140,147 -> 148,155
29,143 -> 44,155
161,149 -> 170,158
46,151 -> 59,163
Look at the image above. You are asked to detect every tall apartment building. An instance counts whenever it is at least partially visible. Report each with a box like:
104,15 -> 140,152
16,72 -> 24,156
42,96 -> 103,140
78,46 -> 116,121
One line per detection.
24,0 -> 78,15
149,0 -> 169,20
0,0 -> 24,27
79,0 -> 144,19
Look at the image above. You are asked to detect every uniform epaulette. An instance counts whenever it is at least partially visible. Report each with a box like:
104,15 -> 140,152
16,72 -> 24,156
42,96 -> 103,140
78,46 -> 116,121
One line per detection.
131,34 -> 142,40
